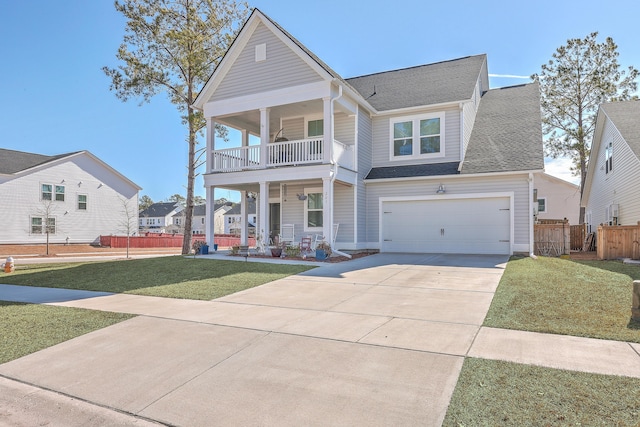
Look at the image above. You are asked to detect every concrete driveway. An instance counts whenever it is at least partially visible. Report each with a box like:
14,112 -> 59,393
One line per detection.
0,253 -> 507,426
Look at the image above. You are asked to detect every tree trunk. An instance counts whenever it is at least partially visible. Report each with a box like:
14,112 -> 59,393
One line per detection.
181,105 -> 196,255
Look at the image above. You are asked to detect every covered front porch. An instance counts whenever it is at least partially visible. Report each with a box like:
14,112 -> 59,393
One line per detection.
204,171 -> 356,254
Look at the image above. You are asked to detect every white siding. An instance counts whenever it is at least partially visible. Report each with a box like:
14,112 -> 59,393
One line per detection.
586,117 -> 640,228
534,173 -> 580,224
334,113 -> 355,146
365,174 -> 531,251
211,22 -> 323,102
371,106 -> 461,167
0,156 -> 138,244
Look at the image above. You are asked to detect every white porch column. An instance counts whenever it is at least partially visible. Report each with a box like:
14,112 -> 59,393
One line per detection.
323,97 -> 333,164
206,186 -> 215,247
260,108 -> 270,167
240,191 -> 249,246
259,181 -> 269,248
322,176 -> 333,246
206,118 -> 215,173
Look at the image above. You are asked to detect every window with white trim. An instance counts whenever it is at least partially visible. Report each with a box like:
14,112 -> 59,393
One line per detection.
605,140 -> 613,173
55,185 -> 65,201
77,194 -> 87,210
306,119 -> 323,137
41,184 -> 52,200
537,198 -> 547,213
390,112 -> 444,160
31,217 -> 56,234
304,187 -> 323,231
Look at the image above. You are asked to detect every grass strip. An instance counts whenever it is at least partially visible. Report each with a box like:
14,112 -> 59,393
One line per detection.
2,256 -> 313,300
444,358 -> 640,426
484,256 -> 640,342
0,301 -> 134,364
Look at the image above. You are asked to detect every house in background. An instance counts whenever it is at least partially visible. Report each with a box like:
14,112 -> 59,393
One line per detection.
194,9 -> 543,255
223,201 -> 257,236
172,202 -> 232,235
0,148 -> 140,244
139,202 -> 183,234
582,100 -> 640,233
534,173 -> 580,224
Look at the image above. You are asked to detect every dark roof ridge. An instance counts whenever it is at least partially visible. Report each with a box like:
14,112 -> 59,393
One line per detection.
345,54 -> 486,80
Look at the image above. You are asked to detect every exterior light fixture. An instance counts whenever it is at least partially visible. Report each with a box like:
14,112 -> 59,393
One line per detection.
436,184 -> 446,194
297,193 -> 307,201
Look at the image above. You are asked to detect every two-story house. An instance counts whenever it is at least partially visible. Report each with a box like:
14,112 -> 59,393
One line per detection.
194,9 -> 543,255
172,202 -> 231,235
582,100 -> 640,233
223,201 -> 257,236
139,202 -> 183,234
0,148 -> 140,244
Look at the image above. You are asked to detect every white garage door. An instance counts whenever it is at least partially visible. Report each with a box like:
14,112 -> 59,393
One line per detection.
381,197 -> 511,254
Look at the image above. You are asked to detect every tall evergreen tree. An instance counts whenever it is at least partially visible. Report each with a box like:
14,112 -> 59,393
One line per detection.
104,0 -> 247,254
532,32 -> 638,216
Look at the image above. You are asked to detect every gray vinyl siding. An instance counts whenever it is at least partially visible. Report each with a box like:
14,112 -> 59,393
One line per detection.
357,107 -> 373,243
371,106 -> 461,168
365,174 -> 531,248
586,118 -> 640,228
212,22 -> 323,102
280,182 -> 306,238
334,113 -> 355,146
281,117 -> 304,140
334,184 -> 354,244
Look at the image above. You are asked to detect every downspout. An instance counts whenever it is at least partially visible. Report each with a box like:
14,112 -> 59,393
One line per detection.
329,83 -> 351,259
529,173 -> 536,259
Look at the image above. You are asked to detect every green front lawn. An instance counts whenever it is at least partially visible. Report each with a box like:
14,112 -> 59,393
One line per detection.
3,256 -> 313,300
0,301 -> 133,364
484,256 -> 640,342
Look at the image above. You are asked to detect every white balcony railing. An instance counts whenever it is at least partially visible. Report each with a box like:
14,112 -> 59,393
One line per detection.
211,138 -> 354,173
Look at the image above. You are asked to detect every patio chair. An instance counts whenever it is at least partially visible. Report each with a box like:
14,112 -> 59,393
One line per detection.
299,236 -> 313,256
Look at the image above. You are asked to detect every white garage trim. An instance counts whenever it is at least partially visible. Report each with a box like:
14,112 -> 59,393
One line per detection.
378,192 -> 514,254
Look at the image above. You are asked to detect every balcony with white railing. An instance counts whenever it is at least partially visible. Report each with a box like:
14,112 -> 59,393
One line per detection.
211,138 -> 354,173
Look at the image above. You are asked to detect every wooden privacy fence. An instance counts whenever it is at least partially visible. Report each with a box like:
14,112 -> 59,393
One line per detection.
534,221 -> 570,256
570,224 -> 587,251
596,224 -> 640,260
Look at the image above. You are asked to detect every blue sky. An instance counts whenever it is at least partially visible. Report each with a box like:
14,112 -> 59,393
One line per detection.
1,0 -> 638,203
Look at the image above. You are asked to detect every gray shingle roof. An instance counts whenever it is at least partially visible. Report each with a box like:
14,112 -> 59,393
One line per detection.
346,55 -> 486,111
460,83 -> 544,174
365,162 -> 460,180
0,148 -> 79,175
225,200 -> 256,215
139,202 -> 182,217
600,100 -> 640,160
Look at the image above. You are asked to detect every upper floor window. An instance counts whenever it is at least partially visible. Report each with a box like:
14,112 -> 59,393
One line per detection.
77,194 -> 87,210
605,140 -> 613,173
55,185 -> 65,201
390,112 -> 445,160
41,184 -> 52,200
307,119 -> 323,138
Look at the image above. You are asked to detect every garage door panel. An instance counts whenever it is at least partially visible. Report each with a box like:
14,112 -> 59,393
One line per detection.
381,197 -> 511,255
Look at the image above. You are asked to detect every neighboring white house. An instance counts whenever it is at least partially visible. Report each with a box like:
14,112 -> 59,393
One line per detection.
223,201 -> 257,236
582,100 -> 640,234
139,202 -> 183,233
0,148 -> 141,244
534,173 -> 580,224
172,202 -> 231,235
194,9 -> 543,255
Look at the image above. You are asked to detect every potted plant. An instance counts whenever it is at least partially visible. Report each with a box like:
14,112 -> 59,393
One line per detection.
315,240 -> 331,260
192,240 -> 208,255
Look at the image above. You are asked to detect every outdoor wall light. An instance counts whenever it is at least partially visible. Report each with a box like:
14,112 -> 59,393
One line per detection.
297,193 -> 307,201
436,184 -> 446,194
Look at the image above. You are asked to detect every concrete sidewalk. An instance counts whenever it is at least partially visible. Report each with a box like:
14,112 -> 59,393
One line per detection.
1,253 -> 639,426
